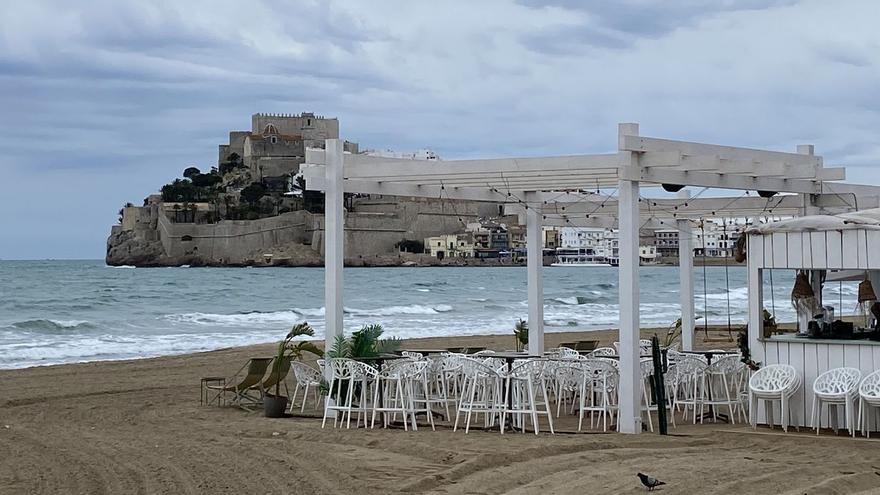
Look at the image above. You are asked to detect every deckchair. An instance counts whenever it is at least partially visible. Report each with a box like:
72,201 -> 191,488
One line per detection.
204,357 -> 273,410
261,356 -> 292,398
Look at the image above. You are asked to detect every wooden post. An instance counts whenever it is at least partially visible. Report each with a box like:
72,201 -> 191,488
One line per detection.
618,122 -> 642,434
677,190 -> 695,351
324,139 -> 344,375
525,191 -> 545,354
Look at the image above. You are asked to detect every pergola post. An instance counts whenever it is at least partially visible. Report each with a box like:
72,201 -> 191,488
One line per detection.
525,191 -> 544,354
677,191 -> 695,351
324,139 -> 344,374
617,123 -> 642,434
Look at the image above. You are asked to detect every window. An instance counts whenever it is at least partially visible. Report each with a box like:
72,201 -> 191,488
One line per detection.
270,136 -> 277,144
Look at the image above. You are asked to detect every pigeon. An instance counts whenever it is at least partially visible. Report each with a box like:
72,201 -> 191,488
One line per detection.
637,473 -> 666,491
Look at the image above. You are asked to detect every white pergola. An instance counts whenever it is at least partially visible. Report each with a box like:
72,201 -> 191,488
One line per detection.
302,123 -> 880,434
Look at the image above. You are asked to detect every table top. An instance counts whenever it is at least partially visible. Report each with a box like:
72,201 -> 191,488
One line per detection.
483,352 -> 541,360
400,349 -> 448,354
355,354 -> 406,362
679,350 -> 738,356
201,376 -> 225,381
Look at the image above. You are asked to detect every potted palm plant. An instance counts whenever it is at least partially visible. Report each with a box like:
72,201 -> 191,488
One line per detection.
264,322 -> 323,418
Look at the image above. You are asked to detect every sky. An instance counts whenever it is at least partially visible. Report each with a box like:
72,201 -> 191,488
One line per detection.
1,0 -> 878,259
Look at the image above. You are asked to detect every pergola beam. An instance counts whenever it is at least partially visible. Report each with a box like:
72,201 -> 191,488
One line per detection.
621,135 -> 824,167
304,175 -> 522,203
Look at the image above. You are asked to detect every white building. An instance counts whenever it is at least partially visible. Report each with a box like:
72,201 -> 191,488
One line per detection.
363,148 -> 439,160
560,227 -> 607,249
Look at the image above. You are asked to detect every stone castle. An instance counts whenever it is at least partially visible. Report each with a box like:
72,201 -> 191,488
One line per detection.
219,112 -> 358,181
106,113 -> 504,267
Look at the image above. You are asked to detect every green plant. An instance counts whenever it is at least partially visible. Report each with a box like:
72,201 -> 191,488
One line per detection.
737,330 -> 760,371
319,324 -> 400,398
271,322 -> 323,396
663,316 -> 701,348
514,318 -> 528,351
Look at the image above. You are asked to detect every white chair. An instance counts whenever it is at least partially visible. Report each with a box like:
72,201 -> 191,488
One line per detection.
579,359 -> 618,432
705,355 -> 746,425
748,364 -> 800,432
858,370 -> 880,438
671,355 -> 708,424
556,347 -> 580,359
502,360 -> 555,434
811,367 -> 861,436
401,351 -> 424,360
322,358 -> 357,428
289,361 -> 322,413
591,347 -> 616,357
454,357 -> 505,433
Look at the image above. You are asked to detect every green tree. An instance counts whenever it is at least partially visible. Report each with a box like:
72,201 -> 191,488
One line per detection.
183,166 -> 201,178
191,173 -> 222,188
240,182 -> 267,205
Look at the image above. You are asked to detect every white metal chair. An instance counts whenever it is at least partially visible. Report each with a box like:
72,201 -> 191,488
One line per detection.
502,359 -> 555,435
591,347 -> 616,357
811,367 -> 861,436
671,355 -> 708,424
454,357 -> 505,433
322,358 -> 357,428
705,355 -> 746,425
401,351 -> 424,360
858,370 -> 880,437
289,361 -> 322,413
578,359 -> 619,432
748,364 -> 800,432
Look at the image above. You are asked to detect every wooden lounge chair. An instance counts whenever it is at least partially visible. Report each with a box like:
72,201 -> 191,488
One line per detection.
575,340 -> 599,352
204,357 -> 273,410
261,356 -> 292,397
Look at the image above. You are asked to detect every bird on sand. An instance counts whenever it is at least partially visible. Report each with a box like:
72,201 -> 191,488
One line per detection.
637,473 -> 666,491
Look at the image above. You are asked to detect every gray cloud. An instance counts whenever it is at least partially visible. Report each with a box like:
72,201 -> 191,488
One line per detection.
1,0 -> 879,259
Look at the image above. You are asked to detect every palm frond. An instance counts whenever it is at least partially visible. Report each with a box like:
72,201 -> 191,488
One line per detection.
327,334 -> 350,358
377,336 -> 402,354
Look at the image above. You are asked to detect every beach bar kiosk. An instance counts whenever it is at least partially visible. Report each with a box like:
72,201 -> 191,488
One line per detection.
746,209 -> 880,428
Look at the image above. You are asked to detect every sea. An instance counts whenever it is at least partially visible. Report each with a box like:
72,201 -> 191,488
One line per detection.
0,260 -> 863,369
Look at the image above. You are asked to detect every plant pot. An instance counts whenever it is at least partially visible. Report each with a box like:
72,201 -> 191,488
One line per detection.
263,394 -> 288,418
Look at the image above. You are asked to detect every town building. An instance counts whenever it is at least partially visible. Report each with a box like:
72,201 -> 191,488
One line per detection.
654,228 -> 680,257
424,233 -> 475,259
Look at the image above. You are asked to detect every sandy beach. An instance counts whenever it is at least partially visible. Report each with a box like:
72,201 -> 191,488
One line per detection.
2,328 -> 880,494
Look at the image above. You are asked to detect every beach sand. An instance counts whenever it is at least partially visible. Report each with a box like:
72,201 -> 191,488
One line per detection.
2,328 -> 879,494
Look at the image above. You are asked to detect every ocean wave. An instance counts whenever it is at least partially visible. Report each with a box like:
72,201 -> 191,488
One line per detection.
164,304 -> 455,326
345,304 -> 453,316
8,319 -> 97,332
548,296 -> 597,305
163,310 -> 303,326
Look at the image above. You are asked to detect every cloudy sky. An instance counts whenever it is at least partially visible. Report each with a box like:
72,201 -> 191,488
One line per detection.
1,0 -> 878,259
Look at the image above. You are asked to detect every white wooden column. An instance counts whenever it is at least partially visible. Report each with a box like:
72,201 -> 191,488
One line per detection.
525,191 -> 545,354
617,123 -> 641,434
324,139 -> 344,364
677,198 -> 695,350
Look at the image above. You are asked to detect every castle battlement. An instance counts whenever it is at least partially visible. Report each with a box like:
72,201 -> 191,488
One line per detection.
253,112 -> 330,120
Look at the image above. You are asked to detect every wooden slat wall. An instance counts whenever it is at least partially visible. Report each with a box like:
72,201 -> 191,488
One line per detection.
759,341 -> 880,429
753,229 -> 880,270
747,229 -> 880,428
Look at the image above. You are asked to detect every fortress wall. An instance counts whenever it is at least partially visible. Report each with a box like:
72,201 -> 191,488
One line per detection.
157,211 -> 313,262
353,197 -> 500,240
121,206 -> 148,231
310,212 -> 409,258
